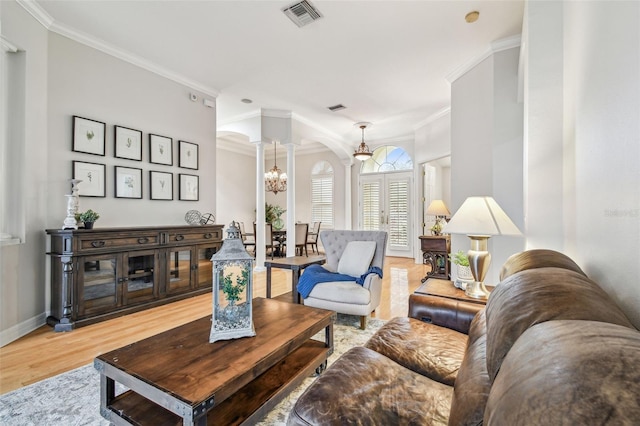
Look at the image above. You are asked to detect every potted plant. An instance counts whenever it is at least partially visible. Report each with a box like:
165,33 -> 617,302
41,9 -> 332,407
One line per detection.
264,203 -> 286,230
449,250 -> 474,289
78,209 -> 100,229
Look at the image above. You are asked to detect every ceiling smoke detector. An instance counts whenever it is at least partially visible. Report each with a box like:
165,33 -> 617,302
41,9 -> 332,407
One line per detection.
283,0 -> 323,28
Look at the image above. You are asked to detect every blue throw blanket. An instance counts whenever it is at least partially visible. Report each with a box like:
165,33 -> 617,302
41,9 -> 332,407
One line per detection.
297,264 -> 383,299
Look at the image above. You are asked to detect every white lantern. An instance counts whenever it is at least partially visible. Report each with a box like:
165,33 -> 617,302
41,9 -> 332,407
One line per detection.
210,221 -> 256,343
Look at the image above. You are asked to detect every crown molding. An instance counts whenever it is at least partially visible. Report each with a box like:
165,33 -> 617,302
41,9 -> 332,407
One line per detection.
445,34 -> 521,84
261,108 -> 291,119
291,112 -> 345,142
16,0 -> 53,28
216,138 -> 256,157
1,35 -> 19,53
17,0 -> 220,98
413,107 -> 451,130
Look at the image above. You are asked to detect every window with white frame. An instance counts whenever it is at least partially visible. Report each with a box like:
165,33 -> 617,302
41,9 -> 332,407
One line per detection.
311,161 -> 334,229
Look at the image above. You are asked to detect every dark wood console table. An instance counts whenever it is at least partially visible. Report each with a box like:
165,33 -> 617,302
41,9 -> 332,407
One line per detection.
419,235 -> 451,282
46,225 -> 223,331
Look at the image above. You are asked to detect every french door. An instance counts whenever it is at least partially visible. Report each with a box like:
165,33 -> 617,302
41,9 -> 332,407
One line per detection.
360,172 -> 412,257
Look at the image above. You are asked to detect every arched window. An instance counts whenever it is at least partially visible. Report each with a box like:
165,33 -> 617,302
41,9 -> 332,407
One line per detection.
360,145 -> 413,174
311,161 -> 334,229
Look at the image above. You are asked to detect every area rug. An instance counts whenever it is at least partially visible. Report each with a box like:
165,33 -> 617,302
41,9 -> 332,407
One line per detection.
0,314 -> 385,426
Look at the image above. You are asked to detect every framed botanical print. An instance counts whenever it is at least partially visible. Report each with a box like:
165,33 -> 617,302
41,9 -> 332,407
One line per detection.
178,140 -> 199,170
115,166 -> 143,199
179,173 -> 199,201
115,125 -> 143,161
150,171 -> 173,200
72,116 -> 106,156
149,134 -> 173,165
72,161 -> 106,197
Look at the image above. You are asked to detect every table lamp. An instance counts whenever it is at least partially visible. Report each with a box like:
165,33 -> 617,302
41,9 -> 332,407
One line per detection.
442,196 -> 521,298
426,200 -> 450,235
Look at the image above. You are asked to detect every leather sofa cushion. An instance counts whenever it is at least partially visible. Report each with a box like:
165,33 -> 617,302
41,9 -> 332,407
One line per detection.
365,317 -> 467,385
287,346 -> 453,426
485,320 -> 640,425
499,248 -> 586,281
448,310 -> 491,426
485,267 -> 634,381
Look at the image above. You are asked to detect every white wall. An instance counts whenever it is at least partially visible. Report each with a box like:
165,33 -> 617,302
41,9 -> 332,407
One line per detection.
0,1 -> 50,346
1,2 -> 218,345
450,47 -> 525,284
525,0 -> 640,327
47,34 -> 217,228
219,146 -> 346,231
215,149 -> 256,230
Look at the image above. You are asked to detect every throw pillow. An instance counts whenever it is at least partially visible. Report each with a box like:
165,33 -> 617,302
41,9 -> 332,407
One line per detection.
337,241 -> 377,278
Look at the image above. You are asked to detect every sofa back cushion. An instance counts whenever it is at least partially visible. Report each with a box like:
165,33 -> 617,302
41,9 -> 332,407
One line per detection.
485,267 -> 634,381
484,320 -> 640,425
499,248 -> 586,281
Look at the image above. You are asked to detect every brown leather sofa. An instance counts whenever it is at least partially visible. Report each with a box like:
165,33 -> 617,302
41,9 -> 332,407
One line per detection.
288,249 -> 640,425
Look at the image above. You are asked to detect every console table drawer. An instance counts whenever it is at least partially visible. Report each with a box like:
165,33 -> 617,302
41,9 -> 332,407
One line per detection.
168,228 -> 222,244
78,233 -> 160,252
420,236 -> 450,251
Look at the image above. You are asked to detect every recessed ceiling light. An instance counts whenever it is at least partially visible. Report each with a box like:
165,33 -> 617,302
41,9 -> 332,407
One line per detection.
241,98 -> 253,104
465,11 -> 480,23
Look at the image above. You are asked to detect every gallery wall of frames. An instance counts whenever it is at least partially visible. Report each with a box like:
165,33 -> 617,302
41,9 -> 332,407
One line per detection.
70,115 -> 200,202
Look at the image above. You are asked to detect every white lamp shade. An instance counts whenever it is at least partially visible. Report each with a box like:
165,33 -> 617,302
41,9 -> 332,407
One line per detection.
442,196 -> 521,236
426,200 -> 450,217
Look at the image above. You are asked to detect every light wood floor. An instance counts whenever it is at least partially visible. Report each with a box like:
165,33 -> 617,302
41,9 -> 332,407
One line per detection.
0,256 -> 429,395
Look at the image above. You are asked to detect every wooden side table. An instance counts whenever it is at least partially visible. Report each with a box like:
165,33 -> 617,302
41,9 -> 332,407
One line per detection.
414,278 -> 492,305
264,255 -> 326,303
419,235 -> 451,282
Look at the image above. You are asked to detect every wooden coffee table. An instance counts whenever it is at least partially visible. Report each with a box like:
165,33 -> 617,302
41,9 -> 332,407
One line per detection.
94,297 -> 335,425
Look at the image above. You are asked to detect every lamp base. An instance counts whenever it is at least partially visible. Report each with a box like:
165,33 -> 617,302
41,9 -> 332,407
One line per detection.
464,280 -> 490,299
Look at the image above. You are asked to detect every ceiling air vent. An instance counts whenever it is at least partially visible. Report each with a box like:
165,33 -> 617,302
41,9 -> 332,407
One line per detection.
327,104 -> 346,112
283,0 -> 323,28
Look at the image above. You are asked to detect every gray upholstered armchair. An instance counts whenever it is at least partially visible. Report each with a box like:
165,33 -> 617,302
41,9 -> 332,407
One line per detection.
300,230 -> 388,329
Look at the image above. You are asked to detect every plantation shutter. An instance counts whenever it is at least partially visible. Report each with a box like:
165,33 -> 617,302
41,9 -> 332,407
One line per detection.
361,181 -> 381,231
311,176 -> 333,228
387,179 -> 409,247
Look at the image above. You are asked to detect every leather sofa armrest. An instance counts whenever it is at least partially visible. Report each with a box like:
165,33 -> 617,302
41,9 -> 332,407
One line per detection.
408,294 -> 483,334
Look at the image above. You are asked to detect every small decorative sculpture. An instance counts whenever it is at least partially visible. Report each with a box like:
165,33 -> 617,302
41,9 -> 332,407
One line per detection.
62,179 -> 82,230
210,221 -> 255,343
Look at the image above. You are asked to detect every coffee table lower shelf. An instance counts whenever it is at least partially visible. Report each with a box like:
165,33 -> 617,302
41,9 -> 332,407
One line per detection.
102,338 -> 329,426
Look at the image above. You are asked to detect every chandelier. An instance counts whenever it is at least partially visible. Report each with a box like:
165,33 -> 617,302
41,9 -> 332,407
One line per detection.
353,122 -> 373,161
265,142 -> 287,194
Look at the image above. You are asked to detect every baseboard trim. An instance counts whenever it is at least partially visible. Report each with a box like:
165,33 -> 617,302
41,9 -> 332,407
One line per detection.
0,312 -> 47,348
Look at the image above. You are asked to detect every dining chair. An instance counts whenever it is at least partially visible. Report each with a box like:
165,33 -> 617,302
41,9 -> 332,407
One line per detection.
306,221 -> 321,254
264,222 -> 279,259
240,221 -> 255,254
293,223 -> 309,256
